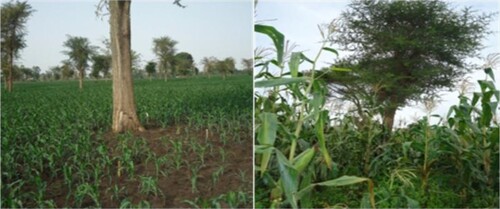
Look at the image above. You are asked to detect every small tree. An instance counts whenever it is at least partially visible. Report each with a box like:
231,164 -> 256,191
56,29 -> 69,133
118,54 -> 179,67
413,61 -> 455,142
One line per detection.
241,58 -> 252,74
62,35 -> 96,89
328,0 -> 494,133
91,54 -> 111,79
201,56 -> 218,78
219,57 -> 235,79
174,52 -> 194,76
1,0 -> 34,92
145,61 -> 156,80
152,36 -> 177,81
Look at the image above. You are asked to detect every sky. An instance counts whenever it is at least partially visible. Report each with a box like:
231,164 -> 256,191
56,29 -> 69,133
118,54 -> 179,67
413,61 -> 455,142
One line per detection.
255,0 -> 500,126
13,0 -> 253,72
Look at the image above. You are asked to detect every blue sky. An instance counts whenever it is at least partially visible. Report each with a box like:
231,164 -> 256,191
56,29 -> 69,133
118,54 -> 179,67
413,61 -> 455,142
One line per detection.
15,0 -> 253,72
255,0 -> 500,126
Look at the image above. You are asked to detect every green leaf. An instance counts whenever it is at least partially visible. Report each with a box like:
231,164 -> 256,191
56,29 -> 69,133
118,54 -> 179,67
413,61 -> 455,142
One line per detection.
405,195 -> 421,208
316,111 -> 333,169
292,148 -> 315,173
257,112 -> 278,176
289,52 -> 301,78
331,66 -> 352,72
478,80 -> 496,92
255,24 -> 285,66
255,77 -> 308,88
315,175 -> 370,187
300,53 -> 314,64
322,47 -> 339,56
484,67 -> 495,81
276,150 -> 299,209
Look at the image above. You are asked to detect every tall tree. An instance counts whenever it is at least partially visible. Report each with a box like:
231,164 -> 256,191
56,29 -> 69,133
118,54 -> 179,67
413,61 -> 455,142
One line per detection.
62,35 -> 95,89
152,36 -> 177,80
327,0 -> 493,133
109,0 -> 144,132
0,0 -> 34,92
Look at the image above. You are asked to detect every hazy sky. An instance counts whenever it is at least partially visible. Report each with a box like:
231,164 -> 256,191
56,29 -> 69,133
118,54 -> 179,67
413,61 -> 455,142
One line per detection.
255,0 -> 500,126
15,0 -> 253,72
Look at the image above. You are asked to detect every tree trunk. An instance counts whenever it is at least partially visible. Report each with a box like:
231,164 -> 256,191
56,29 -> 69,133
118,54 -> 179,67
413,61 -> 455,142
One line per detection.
79,68 -> 83,89
383,106 -> 397,133
110,0 -> 144,133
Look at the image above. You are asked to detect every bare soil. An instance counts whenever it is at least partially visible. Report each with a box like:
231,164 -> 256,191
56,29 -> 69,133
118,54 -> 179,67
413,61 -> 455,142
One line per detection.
42,124 -> 252,208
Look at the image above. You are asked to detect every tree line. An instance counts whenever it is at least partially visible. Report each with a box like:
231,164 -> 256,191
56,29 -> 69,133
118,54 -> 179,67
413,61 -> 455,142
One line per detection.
1,1 -> 252,90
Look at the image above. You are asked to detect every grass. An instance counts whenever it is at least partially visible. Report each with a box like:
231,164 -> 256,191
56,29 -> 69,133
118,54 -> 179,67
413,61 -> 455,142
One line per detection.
1,75 -> 253,208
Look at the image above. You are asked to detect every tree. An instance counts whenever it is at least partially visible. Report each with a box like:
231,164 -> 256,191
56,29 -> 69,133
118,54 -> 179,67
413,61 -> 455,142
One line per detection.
1,0 -> 34,92
31,66 -> 41,80
109,0 -> 144,132
91,54 -> 111,79
219,57 -> 235,79
145,61 -> 156,80
61,60 -> 75,80
174,52 -> 194,76
152,36 -> 177,80
241,58 -> 252,73
50,66 -> 62,80
327,0 -> 493,133
62,35 -> 95,89
201,56 -> 218,78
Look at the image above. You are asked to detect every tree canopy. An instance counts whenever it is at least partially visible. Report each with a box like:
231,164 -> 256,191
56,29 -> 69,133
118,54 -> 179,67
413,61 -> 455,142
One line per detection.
325,0 -> 494,132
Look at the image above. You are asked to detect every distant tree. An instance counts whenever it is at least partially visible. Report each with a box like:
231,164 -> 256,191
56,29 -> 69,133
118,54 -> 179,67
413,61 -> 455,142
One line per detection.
325,0 -> 494,133
241,58 -> 252,73
219,57 -> 235,79
145,61 -> 156,80
1,0 -> 34,92
91,54 -> 111,79
62,35 -> 96,89
61,60 -> 75,80
50,66 -> 62,80
31,66 -> 41,80
174,52 -> 195,76
17,65 -> 31,80
201,56 -> 218,78
152,36 -> 178,80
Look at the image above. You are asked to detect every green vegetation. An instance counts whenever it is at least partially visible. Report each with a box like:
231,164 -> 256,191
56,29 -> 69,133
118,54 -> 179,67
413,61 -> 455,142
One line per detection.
329,0 -> 494,132
1,75 -> 253,208
255,21 -> 498,208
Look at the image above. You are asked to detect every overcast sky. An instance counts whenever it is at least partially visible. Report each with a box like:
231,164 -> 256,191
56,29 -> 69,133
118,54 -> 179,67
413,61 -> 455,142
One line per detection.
255,0 -> 500,126
14,0 -> 253,72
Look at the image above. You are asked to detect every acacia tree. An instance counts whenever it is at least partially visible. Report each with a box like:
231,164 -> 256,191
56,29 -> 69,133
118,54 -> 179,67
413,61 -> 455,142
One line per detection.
62,36 -> 95,89
152,36 -> 178,80
0,0 -> 34,92
328,0 -> 493,132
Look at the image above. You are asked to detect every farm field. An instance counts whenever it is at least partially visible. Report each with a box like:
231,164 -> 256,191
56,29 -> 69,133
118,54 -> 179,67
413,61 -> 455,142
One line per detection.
254,20 -> 499,208
1,75 -> 253,208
